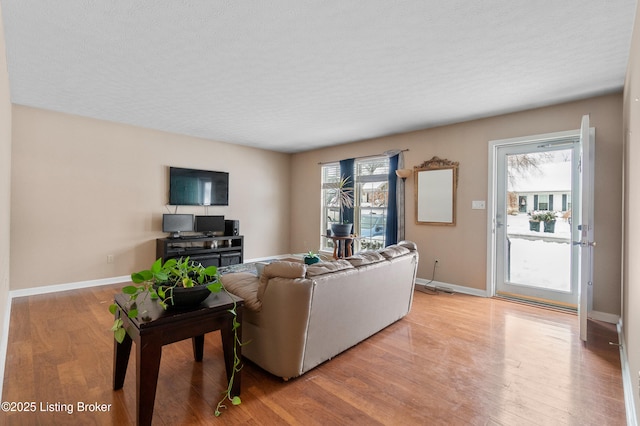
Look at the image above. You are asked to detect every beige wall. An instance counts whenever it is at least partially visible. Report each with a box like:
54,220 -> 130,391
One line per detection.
10,107 -> 292,289
0,3 -> 12,350
622,1 -> 640,417
292,93 -> 623,316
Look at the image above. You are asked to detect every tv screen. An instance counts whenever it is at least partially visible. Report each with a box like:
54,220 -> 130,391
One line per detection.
195,215 -> 225,235
162,214 -> 194,238
169,167 -> 229,206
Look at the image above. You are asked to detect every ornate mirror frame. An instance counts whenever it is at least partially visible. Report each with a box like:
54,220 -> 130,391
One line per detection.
414,156 -> 459,225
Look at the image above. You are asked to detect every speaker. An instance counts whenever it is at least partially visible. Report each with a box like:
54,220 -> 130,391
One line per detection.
225,220 -> 239,236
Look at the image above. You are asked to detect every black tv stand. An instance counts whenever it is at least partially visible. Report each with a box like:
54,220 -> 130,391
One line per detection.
156,235 -> 244,268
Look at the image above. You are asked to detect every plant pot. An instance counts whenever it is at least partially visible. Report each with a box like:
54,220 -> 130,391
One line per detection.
156,284 -> 211,308
529,221 -> 540,232
544,220 -> 556,233
331,223 -> 353,237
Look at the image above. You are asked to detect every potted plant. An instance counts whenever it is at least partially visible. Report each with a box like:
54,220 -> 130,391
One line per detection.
108,257 -> 242,415
541,211 -> 557,233
528,211 -> 542,232
304,250 -> 321,265
329,175 -> 355,236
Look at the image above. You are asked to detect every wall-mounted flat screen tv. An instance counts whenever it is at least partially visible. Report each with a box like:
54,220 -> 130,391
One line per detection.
169,167 -> 229,206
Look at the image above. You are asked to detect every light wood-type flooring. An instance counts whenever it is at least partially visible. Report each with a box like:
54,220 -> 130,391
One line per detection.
2,284 -> 626,425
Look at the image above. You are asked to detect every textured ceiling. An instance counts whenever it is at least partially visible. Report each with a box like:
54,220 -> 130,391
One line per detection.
0,1 -> 636,153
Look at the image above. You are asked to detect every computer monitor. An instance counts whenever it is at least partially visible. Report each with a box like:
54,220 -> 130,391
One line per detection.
195,215 -> 225,236
162,214 -> 194,238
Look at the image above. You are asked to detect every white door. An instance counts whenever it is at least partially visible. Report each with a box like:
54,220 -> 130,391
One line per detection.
577,114 -> 595,341
488,116 -> 594,337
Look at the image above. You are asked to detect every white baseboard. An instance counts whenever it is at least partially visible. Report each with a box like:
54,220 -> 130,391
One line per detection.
590,310 -> 620,324
9,275 -> 130,299
414,278 -> 488,297
617,320 -> 638,426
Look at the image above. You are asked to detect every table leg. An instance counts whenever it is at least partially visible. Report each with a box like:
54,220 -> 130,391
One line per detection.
113,332 -> 132,390
332,243 -> 338,260
136,334 -> 162,426
192,335 -> 204,361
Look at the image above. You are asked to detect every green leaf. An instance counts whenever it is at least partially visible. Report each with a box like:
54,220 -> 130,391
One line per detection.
203,265 -> 218,276
122,285 -> 139,294
163,258 -> 177,269
157,287 -> 165,298
231,396 -> 241,405
207,282 -> 222,293
108,304 -> 118,315
114,328 -> 126,344
183,277 -> 194,288
155,271 -> 169,282
110,318 -> 123,331
131,270 -> 153,283
150,258 -> 163,273
128,309 -> 138,318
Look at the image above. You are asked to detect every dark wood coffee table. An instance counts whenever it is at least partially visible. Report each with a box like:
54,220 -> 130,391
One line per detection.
112,290 -> 243,426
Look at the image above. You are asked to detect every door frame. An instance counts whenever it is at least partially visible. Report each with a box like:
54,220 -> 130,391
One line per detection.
486,129 -> 589,301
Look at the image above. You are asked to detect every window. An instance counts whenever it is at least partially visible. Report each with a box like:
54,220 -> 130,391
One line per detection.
538,194 -> 549,210
320,157 -> 389,252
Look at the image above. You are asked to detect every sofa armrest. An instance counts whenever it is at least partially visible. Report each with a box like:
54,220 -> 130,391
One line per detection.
242,276 -> 314,379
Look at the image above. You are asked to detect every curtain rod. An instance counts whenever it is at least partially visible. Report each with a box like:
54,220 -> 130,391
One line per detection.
317,148 -> 409,165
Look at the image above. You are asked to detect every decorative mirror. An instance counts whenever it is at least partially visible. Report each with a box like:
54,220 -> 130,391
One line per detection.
414,156 -> 459,225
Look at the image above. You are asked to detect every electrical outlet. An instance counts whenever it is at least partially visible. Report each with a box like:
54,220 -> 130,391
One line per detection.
107,254 -> 114,264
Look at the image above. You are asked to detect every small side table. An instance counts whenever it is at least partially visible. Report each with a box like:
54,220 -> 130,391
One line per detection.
112,291 -> 243,426
323,234 -> 359,259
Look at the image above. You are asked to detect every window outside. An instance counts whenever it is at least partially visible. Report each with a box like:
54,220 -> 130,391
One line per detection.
320,157 -> 389,252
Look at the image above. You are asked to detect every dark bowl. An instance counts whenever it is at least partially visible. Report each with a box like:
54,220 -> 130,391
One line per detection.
157,284 -> 212,308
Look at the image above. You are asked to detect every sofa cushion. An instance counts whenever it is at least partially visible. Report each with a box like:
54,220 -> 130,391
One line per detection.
379,244 -> 410,259
306,259 -> 354,277
346,251 -> 386,267
258,261 -> 307,300
397,240 -> 418,251
220,272 -> 262,311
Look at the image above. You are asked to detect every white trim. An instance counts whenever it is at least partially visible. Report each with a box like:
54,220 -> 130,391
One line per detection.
618,320 -> 638,426
9,275 -> 130,299
415,278 -> 488,297
589,310 -> 620,324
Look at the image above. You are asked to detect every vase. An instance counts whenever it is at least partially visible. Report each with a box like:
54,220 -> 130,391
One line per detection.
331,223 -> 353,237
529,221 -> 540,232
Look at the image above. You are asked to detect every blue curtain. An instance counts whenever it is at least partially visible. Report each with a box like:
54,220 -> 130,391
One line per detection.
339,159 -> 354,224
385,154 -> 399,245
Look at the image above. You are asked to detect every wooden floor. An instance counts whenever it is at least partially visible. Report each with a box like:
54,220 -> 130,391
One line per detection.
2,284 -> 626,425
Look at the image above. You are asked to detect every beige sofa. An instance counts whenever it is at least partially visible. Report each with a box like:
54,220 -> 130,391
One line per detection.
220,241 -> 419,379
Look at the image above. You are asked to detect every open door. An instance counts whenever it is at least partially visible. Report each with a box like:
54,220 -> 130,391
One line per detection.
577,114 -> 595,342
